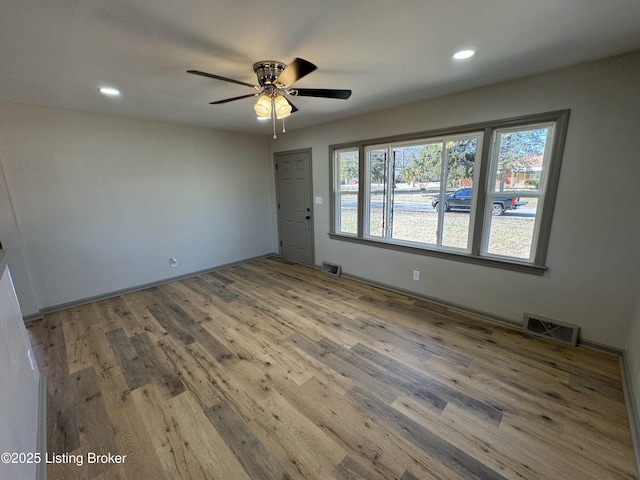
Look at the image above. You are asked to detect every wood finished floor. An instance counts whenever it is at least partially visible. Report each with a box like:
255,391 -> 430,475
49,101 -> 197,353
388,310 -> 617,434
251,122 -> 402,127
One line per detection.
27,257 -> 637,480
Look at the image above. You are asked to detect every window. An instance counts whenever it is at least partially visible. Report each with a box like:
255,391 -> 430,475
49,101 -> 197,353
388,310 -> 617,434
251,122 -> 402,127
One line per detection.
330,111 -> 569,274
334,148 -> 359,235
362,134 -> 482,252
482,124 -> 554,261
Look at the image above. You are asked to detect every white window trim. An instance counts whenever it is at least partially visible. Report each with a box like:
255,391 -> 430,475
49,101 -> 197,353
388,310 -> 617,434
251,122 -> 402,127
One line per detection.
362,134 -> 483,253
438,132 -> 484,254
480,122 -> 555,263
333,147 -> 360,237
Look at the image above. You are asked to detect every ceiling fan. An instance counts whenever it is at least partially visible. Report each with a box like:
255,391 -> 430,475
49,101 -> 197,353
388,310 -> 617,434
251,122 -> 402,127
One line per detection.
188,58 -> 351,137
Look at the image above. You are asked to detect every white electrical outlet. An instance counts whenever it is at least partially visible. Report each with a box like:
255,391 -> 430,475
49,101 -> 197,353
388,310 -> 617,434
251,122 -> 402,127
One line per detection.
169,257 -> 178,268
412,270 -> 420,281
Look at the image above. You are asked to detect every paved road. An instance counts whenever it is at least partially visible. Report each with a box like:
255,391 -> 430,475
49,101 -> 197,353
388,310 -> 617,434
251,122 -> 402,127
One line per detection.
341,199 -> 536,218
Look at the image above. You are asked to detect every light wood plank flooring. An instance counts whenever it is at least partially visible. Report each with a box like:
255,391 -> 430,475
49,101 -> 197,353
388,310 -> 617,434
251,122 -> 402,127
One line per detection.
27,257 -> 637,479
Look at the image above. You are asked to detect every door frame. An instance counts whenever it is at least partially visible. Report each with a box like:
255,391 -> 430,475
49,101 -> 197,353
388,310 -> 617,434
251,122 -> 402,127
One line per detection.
273,148 -> 315,266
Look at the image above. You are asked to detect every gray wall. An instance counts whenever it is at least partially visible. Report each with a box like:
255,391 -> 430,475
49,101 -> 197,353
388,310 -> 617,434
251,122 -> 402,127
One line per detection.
0,102 -> 276,315
267,51 -> 640,350
0,259 -> 40,480
0,50 -> 638,471
2,54 -> 637,348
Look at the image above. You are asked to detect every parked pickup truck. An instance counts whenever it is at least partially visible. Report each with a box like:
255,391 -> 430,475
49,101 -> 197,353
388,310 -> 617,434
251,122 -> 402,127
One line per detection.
432,187 -> 527,216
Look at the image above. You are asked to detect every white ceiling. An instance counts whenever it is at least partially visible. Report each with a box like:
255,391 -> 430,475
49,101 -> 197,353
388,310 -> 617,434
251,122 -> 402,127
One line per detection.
2,0 -> 640,136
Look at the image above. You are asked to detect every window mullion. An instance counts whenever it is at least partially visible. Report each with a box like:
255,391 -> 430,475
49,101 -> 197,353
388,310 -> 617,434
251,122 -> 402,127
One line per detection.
471,128 -> 493,256
436,142 -> 447,246
363,148 -> 373,238
385,147 -> 394,240
357,145 -> 365,238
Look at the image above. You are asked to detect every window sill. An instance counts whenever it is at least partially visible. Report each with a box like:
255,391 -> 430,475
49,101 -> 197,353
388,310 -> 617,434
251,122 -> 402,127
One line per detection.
328,233 -> 548,275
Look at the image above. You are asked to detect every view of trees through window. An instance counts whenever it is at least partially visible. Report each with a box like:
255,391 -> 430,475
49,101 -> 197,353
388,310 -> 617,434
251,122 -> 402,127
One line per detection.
495,127 -> 548,192
332,112 -> 566,270
485,125 -> 551,259
336,149 -> 359,235
364,135 -> 481,251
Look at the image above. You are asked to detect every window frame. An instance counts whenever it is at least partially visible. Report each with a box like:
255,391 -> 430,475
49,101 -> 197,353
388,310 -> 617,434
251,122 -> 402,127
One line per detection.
333,147 -> 361,236
360,133 -> 484,253
329,110 -> 570,275
363,143 -> 391,241
480,122 -> 556,263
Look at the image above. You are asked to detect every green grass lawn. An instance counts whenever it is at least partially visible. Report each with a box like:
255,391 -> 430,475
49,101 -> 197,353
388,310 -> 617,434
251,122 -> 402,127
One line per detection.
337,189 -> 535,259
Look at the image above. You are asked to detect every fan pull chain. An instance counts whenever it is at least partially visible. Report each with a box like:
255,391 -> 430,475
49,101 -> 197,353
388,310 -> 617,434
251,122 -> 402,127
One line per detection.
282,117 -> 286,134
271,97 -> 277,139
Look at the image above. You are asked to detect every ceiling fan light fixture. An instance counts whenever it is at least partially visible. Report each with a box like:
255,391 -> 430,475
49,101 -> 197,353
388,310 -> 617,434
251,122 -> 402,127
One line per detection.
254,94 -> 272,118
189,58 -> 352,138
274,95 -> 292,119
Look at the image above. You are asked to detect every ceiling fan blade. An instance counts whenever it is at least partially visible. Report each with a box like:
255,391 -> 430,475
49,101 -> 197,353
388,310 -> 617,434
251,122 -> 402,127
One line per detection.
209,93 -> 258,104
187,70 -> 258,89
293,88 -> 352,99
276,58 -> 317,88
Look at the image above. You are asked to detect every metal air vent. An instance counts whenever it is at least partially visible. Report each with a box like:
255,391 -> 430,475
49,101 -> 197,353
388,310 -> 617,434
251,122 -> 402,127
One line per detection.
321,261 -> 342,277
523,313 -> 579,346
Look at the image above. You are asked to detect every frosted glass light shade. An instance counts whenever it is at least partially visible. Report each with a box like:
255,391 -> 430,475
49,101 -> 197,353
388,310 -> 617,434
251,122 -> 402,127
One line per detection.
274,95 -> 292,119
254,95 -> 272,118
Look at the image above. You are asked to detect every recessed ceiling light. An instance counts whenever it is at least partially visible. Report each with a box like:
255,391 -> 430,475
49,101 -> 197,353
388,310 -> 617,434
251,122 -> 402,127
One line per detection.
98,87 -> 121,96
452,49 -> 476,60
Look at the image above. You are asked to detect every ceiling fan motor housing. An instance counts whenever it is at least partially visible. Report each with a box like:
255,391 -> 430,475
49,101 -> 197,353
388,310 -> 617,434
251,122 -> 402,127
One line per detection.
253,61 -> 287,87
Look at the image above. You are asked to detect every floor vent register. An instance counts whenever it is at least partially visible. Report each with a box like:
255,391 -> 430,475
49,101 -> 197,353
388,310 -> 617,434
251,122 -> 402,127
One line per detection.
523,313 -> 580,346
321,261 -> 342,277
